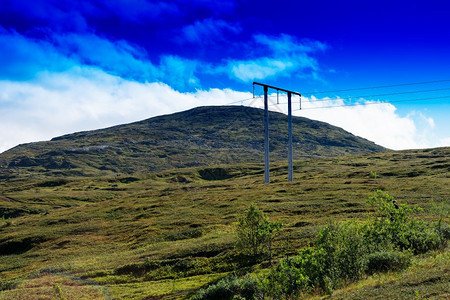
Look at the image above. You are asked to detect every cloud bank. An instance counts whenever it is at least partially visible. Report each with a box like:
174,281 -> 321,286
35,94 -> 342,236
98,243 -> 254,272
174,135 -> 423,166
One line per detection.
0,68 -> 444,153
257,94 -> 444,150
0,68 -> 249,152
294,97 -> 440,150
221,35 -> 326,82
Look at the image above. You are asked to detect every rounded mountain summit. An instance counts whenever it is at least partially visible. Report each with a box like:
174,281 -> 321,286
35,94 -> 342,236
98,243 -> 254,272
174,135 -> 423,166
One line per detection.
0,106 -> 386,176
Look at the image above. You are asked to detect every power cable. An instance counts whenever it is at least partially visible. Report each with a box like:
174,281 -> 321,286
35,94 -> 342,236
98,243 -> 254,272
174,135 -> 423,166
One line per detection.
227,96 -> 261,105
294,95 -> 450,111
226,79 -> 450,108
302,79 -> 450,95
303,87 -> 450,103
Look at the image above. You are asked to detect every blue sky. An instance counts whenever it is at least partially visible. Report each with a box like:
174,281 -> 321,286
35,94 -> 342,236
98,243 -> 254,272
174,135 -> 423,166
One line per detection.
0,0 -> 449,152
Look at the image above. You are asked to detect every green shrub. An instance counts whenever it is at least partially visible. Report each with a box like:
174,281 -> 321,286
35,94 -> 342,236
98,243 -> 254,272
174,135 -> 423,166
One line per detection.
365,250 -> 412,274
264,256 -> 310,298
193,275 -> 260,300
367,190 -> 412,225
402,220 -> 445,254
315,221 -> 369,286
436,220 -> 450,242
366,190 -> 448,254
293,247 -> 328,291
0,279 -> 18,291
260,191 -> 450,297
202,191 -> 450,299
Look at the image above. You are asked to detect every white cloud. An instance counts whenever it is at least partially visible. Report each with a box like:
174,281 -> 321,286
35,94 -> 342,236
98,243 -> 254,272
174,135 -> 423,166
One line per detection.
407,111 -> 435,128
285,96 -> 436,150
219,34 -> 325,82
0,68 -> 443,153
230,58 -> 295,81
0,67 -> 250,153
438,137 -> 450,147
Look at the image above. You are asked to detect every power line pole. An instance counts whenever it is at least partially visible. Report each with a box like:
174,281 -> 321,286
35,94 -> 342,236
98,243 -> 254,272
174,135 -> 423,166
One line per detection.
264,86 -> 270,183
253,82 -> 301,183
288,92 -> 293,182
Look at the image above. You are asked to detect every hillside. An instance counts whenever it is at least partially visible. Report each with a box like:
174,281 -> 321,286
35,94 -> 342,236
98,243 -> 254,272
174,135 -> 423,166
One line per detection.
0,106 -> 385,177
0,147 -> 448,299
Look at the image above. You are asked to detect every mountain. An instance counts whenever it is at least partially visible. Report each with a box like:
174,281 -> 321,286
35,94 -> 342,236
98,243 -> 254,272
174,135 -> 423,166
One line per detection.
0,106 -> 386,177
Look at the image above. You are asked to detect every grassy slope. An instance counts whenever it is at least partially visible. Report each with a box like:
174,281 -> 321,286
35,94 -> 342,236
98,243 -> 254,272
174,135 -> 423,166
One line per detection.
0,106 -> 385,177
0,147 -> 449,299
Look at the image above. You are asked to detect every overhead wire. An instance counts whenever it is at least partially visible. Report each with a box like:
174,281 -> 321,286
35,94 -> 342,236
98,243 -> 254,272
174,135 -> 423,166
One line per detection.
261,93 -> 450,110
225,79 -> 450,110
227,96 -> 261,105
301,87 -> 450,103
301,79 -> 450,95
294,95 -> 450,111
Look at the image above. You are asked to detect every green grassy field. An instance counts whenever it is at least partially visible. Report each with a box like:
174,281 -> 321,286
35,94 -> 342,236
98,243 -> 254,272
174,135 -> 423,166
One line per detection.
0,147 -> 449,299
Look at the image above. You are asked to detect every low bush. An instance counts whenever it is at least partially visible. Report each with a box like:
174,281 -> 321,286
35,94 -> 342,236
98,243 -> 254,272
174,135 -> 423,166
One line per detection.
402,220 -> 445,254
263,247 -> 329,297
365,190 -> 448,254
437,220 -> 450,241
264,256 -> 310,298
365,250 -> 412,274
193,274 -> 260,300
195,191 -> 449,299
314,221 -> 369,287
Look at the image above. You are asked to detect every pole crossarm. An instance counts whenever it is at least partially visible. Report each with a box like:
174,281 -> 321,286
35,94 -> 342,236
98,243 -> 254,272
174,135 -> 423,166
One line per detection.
253,82 -> 301,97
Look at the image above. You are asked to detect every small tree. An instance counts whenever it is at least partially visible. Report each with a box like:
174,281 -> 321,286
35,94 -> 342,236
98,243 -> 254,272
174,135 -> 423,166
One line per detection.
260,219 -> 282,264
236,204 -> 282,260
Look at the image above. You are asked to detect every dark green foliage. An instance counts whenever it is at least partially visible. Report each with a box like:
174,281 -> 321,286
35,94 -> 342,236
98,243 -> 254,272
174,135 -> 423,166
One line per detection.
437,220 -> 450,241
314,222 -> 369,287
117,176 -> 139,183
365,251 -> 412,274
236,204 -> 282,259
0,279 -> 18,291
264,249 -> 322,297
216,191 -> 449,299
364,190 -> 447,254
193,275 -> 260,300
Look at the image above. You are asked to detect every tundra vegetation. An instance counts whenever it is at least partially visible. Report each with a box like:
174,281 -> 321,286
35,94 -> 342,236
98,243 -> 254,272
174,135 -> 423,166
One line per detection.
0,147 -> 449,299
194,191 -> 448,299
